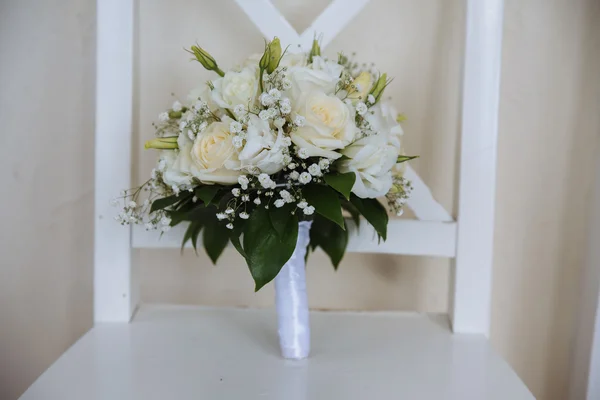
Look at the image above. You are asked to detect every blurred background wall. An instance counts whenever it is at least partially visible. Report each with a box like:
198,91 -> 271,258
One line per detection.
0,1 -> 96,399
1,0 -> 599,399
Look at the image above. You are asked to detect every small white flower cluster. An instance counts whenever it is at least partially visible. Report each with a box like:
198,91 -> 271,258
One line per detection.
178,100 -> 213,140
385,176 -> 413,216
213,155 -> 332,229
263,67 -> 292,92
112,189 -> 171,232
257,89 -> 292,122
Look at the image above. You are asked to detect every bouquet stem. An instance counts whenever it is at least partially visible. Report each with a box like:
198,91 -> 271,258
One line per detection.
274,221 -> 312,359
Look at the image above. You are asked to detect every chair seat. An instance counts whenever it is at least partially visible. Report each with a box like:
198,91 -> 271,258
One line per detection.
20,305 -> 533,400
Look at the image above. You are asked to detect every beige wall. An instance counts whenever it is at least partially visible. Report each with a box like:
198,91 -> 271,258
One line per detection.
492,1 -> 600,399
1,0 -> 599,400
0,1 -> 96,399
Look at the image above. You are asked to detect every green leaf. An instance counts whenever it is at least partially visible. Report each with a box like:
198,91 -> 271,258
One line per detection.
397,155 -> 419,164
151,194 -> 187,213
324,172 -> 356,200
229,220 -> 247,259
195,185 -> 221,205
202,215 -> 230,264
168,203 -> 208,225
269,204 -> 295,236
243,208 -> 298,291
350,195 -> 388,241
341,200 -> 361,227
302,184 -> 345,229
182,220 -> 203,254
310,215 -> 348,269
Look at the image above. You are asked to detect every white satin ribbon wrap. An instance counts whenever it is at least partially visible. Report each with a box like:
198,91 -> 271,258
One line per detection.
274,221 -> 312,359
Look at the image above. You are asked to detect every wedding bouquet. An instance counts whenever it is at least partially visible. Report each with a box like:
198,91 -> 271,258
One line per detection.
115,37 -> 414,291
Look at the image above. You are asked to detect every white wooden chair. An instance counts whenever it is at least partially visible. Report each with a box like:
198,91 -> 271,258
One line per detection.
19,0 -> 535,398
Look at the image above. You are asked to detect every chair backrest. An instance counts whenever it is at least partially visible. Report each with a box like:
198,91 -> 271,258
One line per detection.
94,0 -> 505,337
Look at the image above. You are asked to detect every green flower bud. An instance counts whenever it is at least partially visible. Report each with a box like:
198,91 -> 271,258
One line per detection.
308,38 -> 321,63
259,42 -> 271,72
370,73 -> 389,103
267,37 -> 282,74
189,45 -> 224,77
168,110 -> 182,119
144,137 -> 179,150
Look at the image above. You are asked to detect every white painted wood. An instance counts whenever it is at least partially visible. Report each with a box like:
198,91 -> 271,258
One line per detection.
405,165 -> 454,222
297,0 -> 371,50
569,152 -> 600,400
19,305 -> 534,400
450,0 -> 504,335
347,219 -> 456,257
94,0 -> 137,322
234,0 -> 370,53
233,0 -> 302,50
132,219 -> 457,258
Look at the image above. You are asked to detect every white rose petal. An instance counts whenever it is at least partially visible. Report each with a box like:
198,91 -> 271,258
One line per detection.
238,115 -> 286,174
211,67 -> 259,110
337,134 -> 399,198
366,101 -> 404,150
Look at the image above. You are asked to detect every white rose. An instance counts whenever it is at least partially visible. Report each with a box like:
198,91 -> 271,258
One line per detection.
287,65 -> 339,102
211,67 -> 259,110
291,91 -> 357,159
337,134 -> 399,198
366,102 -> 404,150
189,119 -> 241,185
310,56 -> 344,81
161,147 -> 194,188
238,115 -> 287,174
280,52 -> 307,68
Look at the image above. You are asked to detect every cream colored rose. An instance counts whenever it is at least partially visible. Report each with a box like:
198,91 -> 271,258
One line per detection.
211,67 -> 258,110
347,71 -> 373,104
337,134 -> 399,198
189,120 -> 241,184
291,91 -> 357,159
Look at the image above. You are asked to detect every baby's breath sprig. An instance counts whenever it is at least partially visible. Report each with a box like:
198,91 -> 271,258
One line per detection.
386,176 -> 413,217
